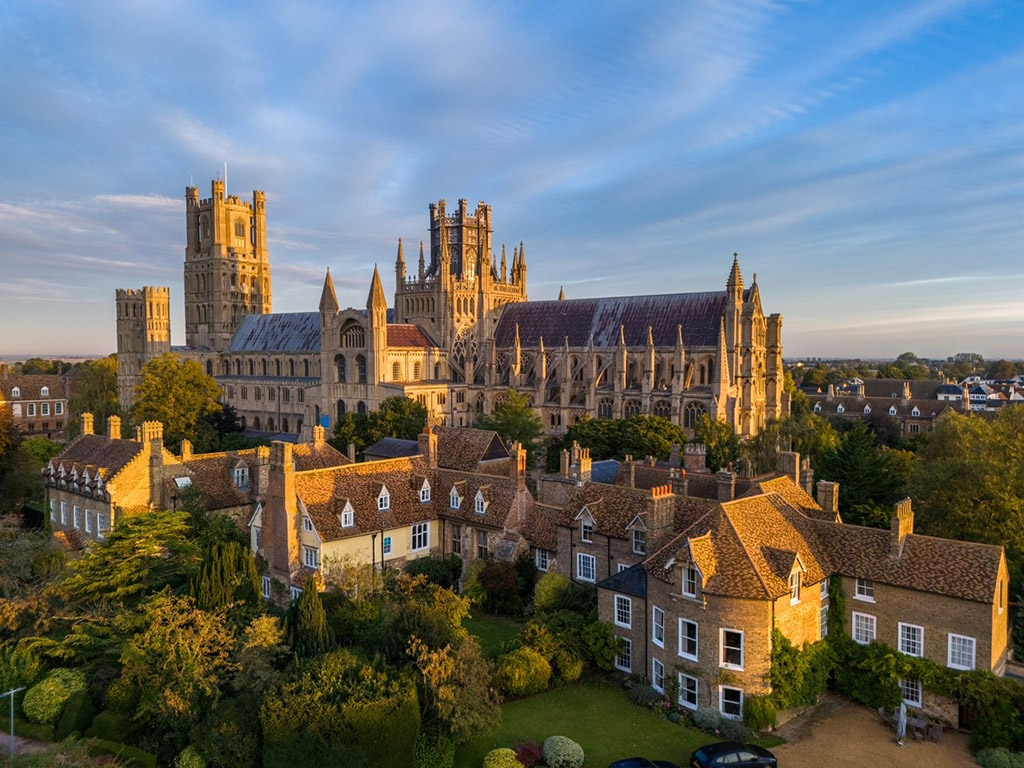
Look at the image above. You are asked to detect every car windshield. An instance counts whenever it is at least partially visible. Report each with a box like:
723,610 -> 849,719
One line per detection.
693,748 -> 710,761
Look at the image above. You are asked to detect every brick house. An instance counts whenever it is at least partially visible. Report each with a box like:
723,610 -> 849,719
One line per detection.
0,374 -> 69,440
252,426 -> 535,599
594,483 -> 1008,726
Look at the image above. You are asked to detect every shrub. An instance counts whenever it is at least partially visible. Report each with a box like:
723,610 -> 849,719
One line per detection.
86,709 -> 139,742
542,735 -> 584,768
743,695 -> 777,732
533,573 -> 572,615
551,648 -> 583,683
406,554 -> 463,589
55,688 -> 95,740
414,728 -> 455,768
514,740 -> 544,767
175,746 -> 207,768
692,706 -> 724,733
721,718 -> 754,742
976,748 -> 1024,768
580,620 -> 621,671
483,747 -> 523,768
86,739 -> 159,768
627,683 -> 663,709
22,668 -> 87,725
496,647 -> 552,697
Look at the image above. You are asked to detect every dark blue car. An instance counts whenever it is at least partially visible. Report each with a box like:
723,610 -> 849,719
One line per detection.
689,742 -> 777,767
609,759 -> 681,768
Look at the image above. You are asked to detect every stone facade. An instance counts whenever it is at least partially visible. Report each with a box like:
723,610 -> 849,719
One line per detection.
117,180 -> 785,440
0,374 -> 69,440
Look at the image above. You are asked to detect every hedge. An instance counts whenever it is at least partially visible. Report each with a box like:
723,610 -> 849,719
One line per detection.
87,738 -> 158,768
55,688 -> 95,740
21,668 -> 87,726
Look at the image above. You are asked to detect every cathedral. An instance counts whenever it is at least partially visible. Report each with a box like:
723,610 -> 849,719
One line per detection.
117,180 -> 784,441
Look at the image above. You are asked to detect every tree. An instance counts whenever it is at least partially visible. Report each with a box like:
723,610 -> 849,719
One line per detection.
693,414 -> 740,472
131,353 -> 224,451
778,413 -> 840,471
330,396 -> 427,457
909,409 -> 1024,585
0,518 -> 64,600
191,541 -> 262,620
68,355 -> 120,438
551,415 -> 688,471
287,576 -> 332,656
476,390 -> 544,465
987,359 -> 1017,381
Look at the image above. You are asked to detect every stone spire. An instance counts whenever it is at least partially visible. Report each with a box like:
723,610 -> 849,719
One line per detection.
396,238 -> 406,281
319,268 -> 339,314
558,286 -> 566,301
367,264 -> 388,310
418,241 -> 426,280
500,244 -> 507,282
727,252 -> 744,291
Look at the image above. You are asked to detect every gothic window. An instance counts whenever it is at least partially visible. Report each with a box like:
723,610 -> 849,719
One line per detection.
356,355 -> 367,384
206,360 -> 213,375
653,400 -> 671,418
683,402 -> 707,429
261,359 -> 268,376
341,322 -> 365,348
434,363 -> 441,379
598,398 -> 613,419
282,418 -> 289,433
275,360 -> 282,376
253,416 -> 261,430
413,362 -> 421,380
304,360 -> 310,377
476,393 -> 485,413
624,399 -> 641,418
222,360 -> 230,376
392,362 -> 401,381
235,220 -> 245,238
289,359 -> 296,377
248,360 -> 255,376
267,418 -> 275,431
335,354 -> 346,382
337,400 -> 346,421
357,401 -> 367,415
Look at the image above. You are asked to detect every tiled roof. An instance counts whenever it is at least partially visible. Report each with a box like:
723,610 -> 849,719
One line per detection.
228,312 -> 321,353
741,476 -> 835,521
813,397 -> 955,419
860,379 -> 943,399
53,434 -> 143,478
292,442 -> 350,471
521,503 -> 560,550
494,290 -> 742,349
0,374 -> 65,400
796,514 -> 1003,603
387,324 -> 436,348
166,451 -> 260,510
560,483 -> 653,540
436,427 -> 508,471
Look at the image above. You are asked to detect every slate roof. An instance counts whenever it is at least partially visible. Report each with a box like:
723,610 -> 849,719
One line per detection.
435,427 -> 509,471
229,312 -> 321,353
493,290 -> 744,349
861,379 -> 943,399
590,460 -> 621,484
597,563 -> 647,598
364,437 -> 420,460
387,324 -> 436,348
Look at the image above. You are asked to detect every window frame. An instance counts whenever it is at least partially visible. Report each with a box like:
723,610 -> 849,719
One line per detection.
719,685 -> 744,720
341,504 -> 354,528
303,516 -> 313,532
652,606 -> 665,648
682,565 -> 699,598
947,634 -> 976,671
534,548 -> 549,572
789,570 -> 801,604
900,678 -> 923,708
411,521 -> 430,551
382,536 -> 392,556
420,480 -> 431,503
475,491 -> 487,514
898,622 -> 924,658
852,611 -> 876,645
614,636 -> 632,672
678,673 -> 699,710
378,487 -> 390,511
678,618 -> 698,661
576,552 -> 596,583
854,578 -> 875,602
580,519 -> 594,543
720,628 -> 744,671
614,594 -> 632,629
652,658 -> 665,693
303,546 -> 320,570
261,576 -> 271,599
632,528 -> 646,555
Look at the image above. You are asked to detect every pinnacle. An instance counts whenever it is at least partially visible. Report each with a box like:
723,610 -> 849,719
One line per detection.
319,268 -> 339,314
367,264 -> 388,309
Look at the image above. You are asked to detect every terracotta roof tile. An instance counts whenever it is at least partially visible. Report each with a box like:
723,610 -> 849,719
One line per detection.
52,435 -> 144,479
522,503 -> 560,550
559,483 -> 653,540
435,427 -> 508,471
292,442 -> 350,471
387,324 -> 436,348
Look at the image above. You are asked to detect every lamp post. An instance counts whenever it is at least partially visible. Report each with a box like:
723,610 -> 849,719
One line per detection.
2,686 -> 26,766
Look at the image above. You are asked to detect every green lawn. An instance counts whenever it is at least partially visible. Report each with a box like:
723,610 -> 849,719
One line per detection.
463,612 -> 522,658
454,677 -> 715,767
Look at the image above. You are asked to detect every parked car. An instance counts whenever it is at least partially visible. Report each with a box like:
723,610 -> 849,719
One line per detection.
609,759 -> 681,768
688,742 -> 777,767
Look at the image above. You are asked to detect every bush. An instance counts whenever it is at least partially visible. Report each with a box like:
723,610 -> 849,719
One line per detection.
627,683 -> 663,709
22,668 -> 87,725
406,554 -> 464,589
175,746 -> 207,768
551,648 -> 583,683
976,748 -> 1024,768
483,747 -> 523,768
693,706 -> 724,733
55,688 -> 95,740
533,573 -> 572,615
514,740 -> 544,767
86,738 -> 159,768
542,735 -> 584,768
721,718 -> 754,742
496,647 -> 552,698
86,709 -> 140,742
743,695 -> 777,732
414,728 -> 455,768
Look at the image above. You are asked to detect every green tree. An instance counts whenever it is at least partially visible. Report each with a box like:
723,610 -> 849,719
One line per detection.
131,353 -> 224,451
693,414 -> 740,472
987,359 -> 1017,380
552,414 -> 688,471
68,355 -> 121,438
778,413 -> 840,471
287,576 -> 332,656
910,409 -> 1024,584
476,390 -> 544,465
330,395 -> 428,457
191,541 -> 261,619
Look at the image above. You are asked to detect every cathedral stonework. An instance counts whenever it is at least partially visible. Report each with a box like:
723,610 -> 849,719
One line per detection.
117,181 -> 784,440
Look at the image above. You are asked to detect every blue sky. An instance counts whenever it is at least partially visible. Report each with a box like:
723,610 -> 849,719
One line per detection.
1,0 -> 1021,359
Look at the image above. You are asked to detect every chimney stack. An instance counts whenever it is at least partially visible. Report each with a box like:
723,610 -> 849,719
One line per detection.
669,442 -> 681,468
669,466 -> 688,498
684,443 -> 706,472
560,448 -> 571,477
716,469 -> 736,502
510,441 -> 528,491
418,425 -> 438,468
816,480 -> 839,516
107,415 -> 122,441
776,451 -> 800,485
181,439 -> 193,461
891,498 -> 914,558
82,413 -> 94,436
313,425 -> 326,448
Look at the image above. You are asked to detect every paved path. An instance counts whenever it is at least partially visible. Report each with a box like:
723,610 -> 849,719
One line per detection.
0,727 -> 49,756
771,696 -> 975,768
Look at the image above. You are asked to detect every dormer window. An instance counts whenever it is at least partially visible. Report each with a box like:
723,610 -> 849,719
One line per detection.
889,406 -> 898,416
836,404 -> 845,414
378,486 -> 391,511
911,407 -> 920,417
341,502 -> 354,528
420,479 -> 431,503
234,466 -> 250,489
450,487 -> 461,509
632,529 -> 646,555
40,386 -> 49,397
683,565 -> 699,598
789,571 -> 801,604
580,520 -> 594,543
474,490 -> 487,514
10,387 -> 19,398
863,405 -> 871,414
813,403 -> 821,413
303,516 -> 313,532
